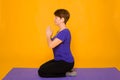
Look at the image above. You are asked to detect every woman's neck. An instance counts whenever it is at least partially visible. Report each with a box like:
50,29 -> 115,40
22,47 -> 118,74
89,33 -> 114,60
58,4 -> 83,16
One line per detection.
59,23 -> 67,31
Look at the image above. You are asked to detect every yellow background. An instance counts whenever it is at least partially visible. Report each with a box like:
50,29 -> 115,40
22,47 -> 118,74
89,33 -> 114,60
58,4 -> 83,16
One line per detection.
0,0 -> 120,79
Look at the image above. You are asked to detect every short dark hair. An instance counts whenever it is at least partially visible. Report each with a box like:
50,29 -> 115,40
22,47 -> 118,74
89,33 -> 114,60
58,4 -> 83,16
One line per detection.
54,9 -> 70,24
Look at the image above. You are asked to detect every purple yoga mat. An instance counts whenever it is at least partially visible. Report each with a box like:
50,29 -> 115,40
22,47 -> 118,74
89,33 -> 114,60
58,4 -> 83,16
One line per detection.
2,68 -> 120,80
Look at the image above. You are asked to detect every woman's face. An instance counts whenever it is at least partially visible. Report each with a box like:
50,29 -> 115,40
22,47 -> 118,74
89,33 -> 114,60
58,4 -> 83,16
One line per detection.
54,16 -> 61,26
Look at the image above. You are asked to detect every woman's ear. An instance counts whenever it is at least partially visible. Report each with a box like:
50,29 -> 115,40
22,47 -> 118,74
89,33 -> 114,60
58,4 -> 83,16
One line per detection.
61,17 -> 65,23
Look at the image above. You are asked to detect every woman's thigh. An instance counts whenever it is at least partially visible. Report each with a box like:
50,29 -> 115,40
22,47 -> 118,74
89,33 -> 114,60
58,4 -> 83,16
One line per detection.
39,59 -> 55,69
39,60 -> 74,74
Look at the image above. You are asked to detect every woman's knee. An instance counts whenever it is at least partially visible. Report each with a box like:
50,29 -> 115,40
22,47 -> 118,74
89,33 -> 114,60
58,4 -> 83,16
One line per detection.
38,68 -> 45,77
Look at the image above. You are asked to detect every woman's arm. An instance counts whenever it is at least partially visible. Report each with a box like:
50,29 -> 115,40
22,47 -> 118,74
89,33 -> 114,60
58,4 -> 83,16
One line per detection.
46,26 -> 62,48
46,37 -> 62,48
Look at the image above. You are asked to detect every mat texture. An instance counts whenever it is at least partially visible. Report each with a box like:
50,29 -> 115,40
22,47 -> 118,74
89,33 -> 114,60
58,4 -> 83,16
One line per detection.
3,68 -> 120,80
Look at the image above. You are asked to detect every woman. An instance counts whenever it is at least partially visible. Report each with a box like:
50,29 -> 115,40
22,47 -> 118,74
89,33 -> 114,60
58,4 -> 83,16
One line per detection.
38,9 -> 76,77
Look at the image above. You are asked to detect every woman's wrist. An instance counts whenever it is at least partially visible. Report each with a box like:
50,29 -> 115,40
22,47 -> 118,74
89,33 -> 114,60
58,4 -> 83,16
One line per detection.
47,36 -> 51,39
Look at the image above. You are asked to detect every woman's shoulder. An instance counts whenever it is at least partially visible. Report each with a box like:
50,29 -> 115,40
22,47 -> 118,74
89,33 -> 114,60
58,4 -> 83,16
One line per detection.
59,28 -> 70,33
